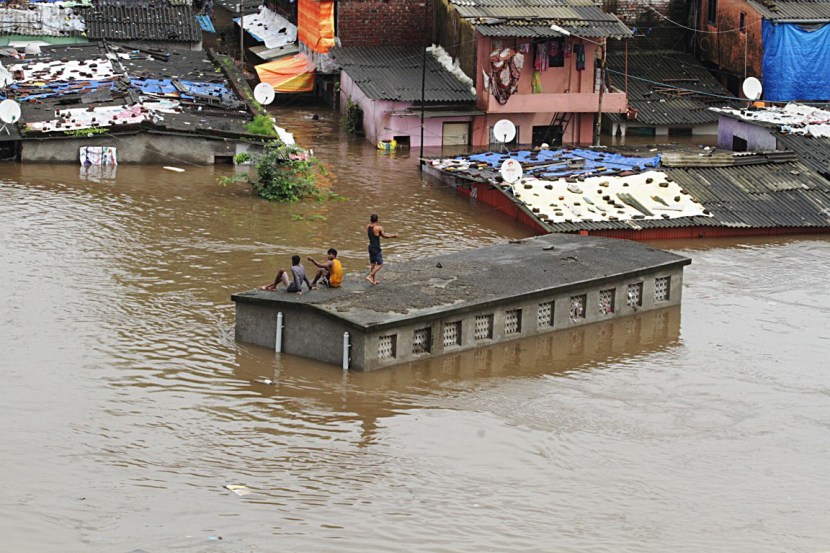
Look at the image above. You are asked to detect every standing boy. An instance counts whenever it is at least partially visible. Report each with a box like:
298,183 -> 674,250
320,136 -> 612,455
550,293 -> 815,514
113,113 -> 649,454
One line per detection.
308,248 -> 343,289
261,255 -> 312,294
366,213 -> 398,285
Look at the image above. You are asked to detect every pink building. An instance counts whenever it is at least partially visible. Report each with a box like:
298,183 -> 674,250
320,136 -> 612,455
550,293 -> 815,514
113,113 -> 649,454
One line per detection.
436,0 -> 631,147
332,46 -> 479,149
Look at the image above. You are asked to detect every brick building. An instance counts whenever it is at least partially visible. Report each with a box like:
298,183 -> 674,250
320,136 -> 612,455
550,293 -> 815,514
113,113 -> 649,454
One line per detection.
603,0 -> 691,51
264,0 -> 432,48
337,0 -> 432,47
694,0 -> 830,100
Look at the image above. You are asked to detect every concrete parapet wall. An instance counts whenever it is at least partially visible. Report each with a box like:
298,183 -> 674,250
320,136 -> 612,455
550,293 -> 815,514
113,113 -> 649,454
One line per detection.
21,132 -> 246,164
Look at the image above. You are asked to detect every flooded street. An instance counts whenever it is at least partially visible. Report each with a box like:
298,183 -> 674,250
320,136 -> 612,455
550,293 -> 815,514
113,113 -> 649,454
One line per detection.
1,104 -> 829,552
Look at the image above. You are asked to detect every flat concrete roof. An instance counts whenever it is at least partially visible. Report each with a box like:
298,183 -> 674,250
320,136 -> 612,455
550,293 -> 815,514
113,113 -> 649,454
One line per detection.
232,234 -> 690,331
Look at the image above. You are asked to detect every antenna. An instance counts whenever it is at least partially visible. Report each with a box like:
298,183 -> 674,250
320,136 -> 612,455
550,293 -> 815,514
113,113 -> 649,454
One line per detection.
253,82 -> 275,106
0,99 -> 21,135
493,119 -> 516,153
742,77 -> 763,101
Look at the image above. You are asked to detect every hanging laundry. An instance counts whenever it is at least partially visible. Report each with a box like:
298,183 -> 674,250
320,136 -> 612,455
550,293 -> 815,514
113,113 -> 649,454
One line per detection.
489,47 -> 522,104
532,70 -> 542,94
549,38 -> 564,67
574,44 -> 586,71
564,43 -> 572,58
534,42 -> 548,72
518,43 -> 531,54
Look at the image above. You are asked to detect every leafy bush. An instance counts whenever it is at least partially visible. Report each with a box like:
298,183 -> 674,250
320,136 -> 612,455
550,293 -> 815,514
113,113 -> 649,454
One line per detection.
220,140 -> 329,202
244,114 -> 278,136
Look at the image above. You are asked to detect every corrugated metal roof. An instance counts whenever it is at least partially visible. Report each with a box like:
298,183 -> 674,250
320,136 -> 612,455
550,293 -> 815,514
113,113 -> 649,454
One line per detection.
662,161 -> 830,229
476,20 -> 631,38
80,5 -> 202,42
330,47 -> 477,103
450,0 -> 630,38
605,50 -> 738,127
430,148 -> 830,232
775,133 -> 830,176
747,0 -> 830,21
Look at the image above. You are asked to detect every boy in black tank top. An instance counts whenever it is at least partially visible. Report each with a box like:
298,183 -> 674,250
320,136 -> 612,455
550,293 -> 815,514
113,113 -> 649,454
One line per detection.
366,213 -> 398,285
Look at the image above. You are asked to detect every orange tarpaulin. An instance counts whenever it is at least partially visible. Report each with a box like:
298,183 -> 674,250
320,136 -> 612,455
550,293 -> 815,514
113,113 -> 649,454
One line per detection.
298,0 -> 335,54
255,54 -> 315,93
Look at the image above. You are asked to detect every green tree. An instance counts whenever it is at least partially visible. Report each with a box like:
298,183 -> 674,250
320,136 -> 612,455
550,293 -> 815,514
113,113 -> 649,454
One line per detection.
221,140 -> 325,202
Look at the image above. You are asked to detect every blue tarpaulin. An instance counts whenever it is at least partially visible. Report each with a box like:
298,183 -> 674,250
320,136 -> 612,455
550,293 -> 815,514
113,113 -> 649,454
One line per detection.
130,79 -> 231,98
762,20 -> 830,101
195,15 -> 216,33
463,148 -> 660,179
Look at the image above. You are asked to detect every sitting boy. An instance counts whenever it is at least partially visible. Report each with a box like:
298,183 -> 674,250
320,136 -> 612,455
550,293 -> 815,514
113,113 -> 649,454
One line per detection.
308,248 -> 343,289
261,255 -> 312,294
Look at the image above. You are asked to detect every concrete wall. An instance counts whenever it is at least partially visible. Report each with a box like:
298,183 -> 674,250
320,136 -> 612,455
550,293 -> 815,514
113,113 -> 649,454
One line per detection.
716,116 -> 776,151
472,34 -> 625,146
235,266 -> 685,371
472,111 -> 596,147
235,303 -> 349,366
612,121 -> 719,138
434,0 -> 477,79
359,266 -> 684,370
21,132 -> 249,164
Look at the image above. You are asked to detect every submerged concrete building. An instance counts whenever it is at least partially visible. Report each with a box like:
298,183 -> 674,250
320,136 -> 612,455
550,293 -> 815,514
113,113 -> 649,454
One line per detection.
233,234 -> 690,371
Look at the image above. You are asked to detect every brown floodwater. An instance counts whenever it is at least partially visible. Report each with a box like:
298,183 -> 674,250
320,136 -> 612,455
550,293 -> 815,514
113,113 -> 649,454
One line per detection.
1,105 -> 829,553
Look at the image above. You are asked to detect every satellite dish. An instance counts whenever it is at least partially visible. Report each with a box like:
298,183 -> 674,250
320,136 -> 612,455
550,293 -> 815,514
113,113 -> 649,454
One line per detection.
493,119 -> 516,143
742,77 -> 763,101
500,158 -> 523,184
0,99 -> 21,123
254,82 -> 275,105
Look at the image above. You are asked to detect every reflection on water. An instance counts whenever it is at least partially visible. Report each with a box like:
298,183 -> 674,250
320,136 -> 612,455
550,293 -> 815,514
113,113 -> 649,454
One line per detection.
230,307 -> 681,447
1,102 -> 829,553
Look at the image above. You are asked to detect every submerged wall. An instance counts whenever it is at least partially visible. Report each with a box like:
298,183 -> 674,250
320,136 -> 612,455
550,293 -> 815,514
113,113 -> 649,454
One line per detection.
20,132 -> 250,164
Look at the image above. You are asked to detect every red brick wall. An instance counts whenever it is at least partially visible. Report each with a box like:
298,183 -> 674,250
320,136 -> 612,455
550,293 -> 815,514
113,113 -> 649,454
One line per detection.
697,0 -> 763,83
337,0 -> 432,47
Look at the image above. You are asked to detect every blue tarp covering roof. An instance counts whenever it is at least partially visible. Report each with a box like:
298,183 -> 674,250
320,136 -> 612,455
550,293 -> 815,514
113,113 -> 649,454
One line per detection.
9,79 -> 115,102
463,148 -> 661,179
130,79 -> 231,99
762,20 -> 830,102
195,15 -> 216,33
